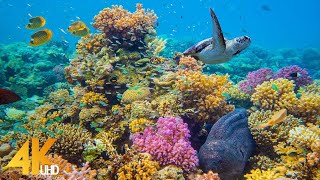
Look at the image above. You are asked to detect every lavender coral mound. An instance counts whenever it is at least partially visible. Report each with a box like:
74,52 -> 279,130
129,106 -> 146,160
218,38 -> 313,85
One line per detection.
132,116 -> 199,172
199,109 -> 255,180
274,65 -> 312,89
239,68 -> 273,94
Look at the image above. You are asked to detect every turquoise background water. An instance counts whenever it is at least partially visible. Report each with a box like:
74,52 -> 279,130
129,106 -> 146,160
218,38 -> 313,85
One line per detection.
0,0 -> 319,49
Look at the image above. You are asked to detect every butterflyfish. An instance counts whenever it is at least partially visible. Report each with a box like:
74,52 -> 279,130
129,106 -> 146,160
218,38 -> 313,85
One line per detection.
26,16 -> 46,30
29,29 -> 53,46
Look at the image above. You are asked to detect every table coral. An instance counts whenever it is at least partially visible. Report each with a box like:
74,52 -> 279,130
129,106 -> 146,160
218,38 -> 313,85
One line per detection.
117,153 -> 160,180
176,71 -> 234,123
251,78 -> 298,112
132,116 -> 198,172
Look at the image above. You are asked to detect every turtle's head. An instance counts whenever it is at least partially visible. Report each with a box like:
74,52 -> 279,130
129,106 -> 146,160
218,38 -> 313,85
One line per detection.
232,36 -> 251,55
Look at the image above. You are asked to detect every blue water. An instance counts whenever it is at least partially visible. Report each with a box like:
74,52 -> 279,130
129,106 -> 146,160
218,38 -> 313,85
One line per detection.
0,0 -> 319,49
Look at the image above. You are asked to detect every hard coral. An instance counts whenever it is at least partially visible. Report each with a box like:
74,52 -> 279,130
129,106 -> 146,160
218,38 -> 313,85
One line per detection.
178,56 -> 202,72
176,71 -> 234,123
251,78 -> 298,112
152,165 -> 185,180
248,110 -> 300,155
274,65 -> 313,90
244,169 -> 282,180
132,116 -> 198,172
121,86 -> 151,104
80,91 -> 108,106
93,4 -> 157,49
195,171 -> 220,180
239,68 -> 273,94
294,92 -> 320,124
117,153 -> 160,180
129,118 -> 154,133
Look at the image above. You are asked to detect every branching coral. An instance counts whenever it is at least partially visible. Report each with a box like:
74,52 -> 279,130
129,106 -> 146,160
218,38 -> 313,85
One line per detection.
178,56 -> 202,72
152,165 -> 185,180
274,65 -> 313,90
26,103 -> 58,125
251,78 -> 298,112
46,123 -> 92,165
176,71 -> 234,123
294,92 -> 320,124
195,171 -> 220,180
47,89 -> 74,106
117,153 -> 160,180
244,169 -> 282,180
239,68 -> 273,94
80,91 -> 108,106
147,37 -> 167,55
132,116 -> 198,172
93,4 -> 157,50
129,118 -> 154,133
151,93 -> 181,117
248,110 -> 300,155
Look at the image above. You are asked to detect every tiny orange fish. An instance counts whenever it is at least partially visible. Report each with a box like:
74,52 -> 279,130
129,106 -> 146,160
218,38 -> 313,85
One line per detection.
26,16 -> 46,30
257,109 -> 287,129
29,29 -> 53,46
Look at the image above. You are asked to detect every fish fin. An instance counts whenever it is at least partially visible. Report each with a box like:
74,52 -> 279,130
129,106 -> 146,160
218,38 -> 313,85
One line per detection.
210,8 -> 226,51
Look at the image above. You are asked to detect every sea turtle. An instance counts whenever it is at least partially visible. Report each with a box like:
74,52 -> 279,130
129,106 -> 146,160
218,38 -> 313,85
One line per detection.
183,8 -> 251,64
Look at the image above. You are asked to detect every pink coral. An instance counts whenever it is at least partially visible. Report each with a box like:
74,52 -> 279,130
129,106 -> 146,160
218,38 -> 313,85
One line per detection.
132,116 -> 198,172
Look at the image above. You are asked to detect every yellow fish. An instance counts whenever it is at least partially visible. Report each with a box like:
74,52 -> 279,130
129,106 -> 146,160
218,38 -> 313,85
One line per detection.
29,29 -> 53,46
71,27 -> 90,37
257,109 -> 287,129
26,16 -> 46,30
67,21 -> 90,37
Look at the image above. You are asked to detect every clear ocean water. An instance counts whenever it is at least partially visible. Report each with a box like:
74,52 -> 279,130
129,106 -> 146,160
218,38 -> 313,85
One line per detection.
1,0 -> 319,48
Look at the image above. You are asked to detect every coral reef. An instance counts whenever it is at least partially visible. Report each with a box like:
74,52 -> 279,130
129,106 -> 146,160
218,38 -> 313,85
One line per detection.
251,78 -> 298,112
132,116 -> 198,172
239,68 -> 273,94
274,65 -> 313,90
176,71 -> 234,123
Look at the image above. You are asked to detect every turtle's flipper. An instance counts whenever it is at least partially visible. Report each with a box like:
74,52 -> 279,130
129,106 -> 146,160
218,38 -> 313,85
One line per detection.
210,8 -> 226,51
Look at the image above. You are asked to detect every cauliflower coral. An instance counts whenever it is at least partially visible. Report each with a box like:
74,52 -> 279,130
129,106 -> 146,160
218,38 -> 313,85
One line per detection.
131,116 -> 198,172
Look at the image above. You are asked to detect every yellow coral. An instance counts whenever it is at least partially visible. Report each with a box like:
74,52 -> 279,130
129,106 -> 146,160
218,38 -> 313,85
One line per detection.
26,104 -> 56,124
147,37 -> 167,55
129,118 -> 154,133
288,125 -> 319,149
244,169 -> 282,180
121,86 -> 151,104
4,108 -> 26,121
176,71 -> 234,123
224,84 -> 250,101
47,89 -> 74,106
294,92 -> 320,124
80,91 -> 108,106
117,153 -> 160,180
251,78 -> 298,112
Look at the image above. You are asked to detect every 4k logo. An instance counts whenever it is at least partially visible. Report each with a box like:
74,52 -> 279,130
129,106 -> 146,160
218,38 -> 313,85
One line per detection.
6,138 -> 59,175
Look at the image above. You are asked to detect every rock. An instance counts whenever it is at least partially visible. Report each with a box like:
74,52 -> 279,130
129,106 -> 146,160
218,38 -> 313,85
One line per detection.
0,143 -> 12,158
198,109 -> 255,180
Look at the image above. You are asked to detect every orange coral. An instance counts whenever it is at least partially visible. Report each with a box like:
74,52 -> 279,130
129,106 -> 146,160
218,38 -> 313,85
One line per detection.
93,4 -> 157,43
179,56 -> 202,72
196,171 -> 220,180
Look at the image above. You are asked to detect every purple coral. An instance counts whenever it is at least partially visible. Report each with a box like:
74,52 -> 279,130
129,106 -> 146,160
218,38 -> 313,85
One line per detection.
131,116 -> 198,172
239,68 -> 273,94
273,65 -> 312,89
